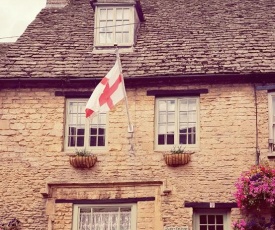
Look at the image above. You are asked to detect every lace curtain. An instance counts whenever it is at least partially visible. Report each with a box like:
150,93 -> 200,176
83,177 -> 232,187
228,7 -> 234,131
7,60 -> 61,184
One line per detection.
79,209 -> 131,230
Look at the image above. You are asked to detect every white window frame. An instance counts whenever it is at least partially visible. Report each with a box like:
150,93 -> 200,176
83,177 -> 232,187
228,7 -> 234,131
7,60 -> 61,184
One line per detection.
268,93 -> 275,152
72,203 -> 137,230
154,97 -> 199,151
94,4 -> 139,47
65,99 -> 108,151
193,209 -> 230,230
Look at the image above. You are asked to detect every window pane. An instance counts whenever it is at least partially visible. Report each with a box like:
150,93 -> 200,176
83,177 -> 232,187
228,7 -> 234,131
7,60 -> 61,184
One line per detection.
200,215 -> 207,224
123,8 -> 130,19
168,112 -> 175,123
68,136 -> 76,147
158,134 -> 165,145
167,134 -> 174,144
159,100 -> 167,111
167,100 -> 175,111
188,98 -> 197,110
217,226 -> 224,230
179,134 -> 187,144
116,32 -> 122,43
179,99 -> 188,111
107,9 -> 113,20
106,21 -> 113,32
98,136 -> 105,146
179,111 -> 188,122
106,32 -> 113,43
77,128 -> 84,135
200,226 -> 207,230
158,125 -> 166,134
77,136 -> 84,147
100,9 -> 107,19
209,226 -> 215,230
216,215 -> 223,224
98,127 -> 105,135
90,136 -> 96,146
159,113 -> 167,123
116,8 -> 123,19
208,215 -> 215,224
123,32 -> 129,43
99,32 -> 106,43
90,127 -> 97,135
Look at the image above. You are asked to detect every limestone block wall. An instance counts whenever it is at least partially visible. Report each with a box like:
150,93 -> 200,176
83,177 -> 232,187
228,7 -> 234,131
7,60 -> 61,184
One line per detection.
0,83 -> 274,229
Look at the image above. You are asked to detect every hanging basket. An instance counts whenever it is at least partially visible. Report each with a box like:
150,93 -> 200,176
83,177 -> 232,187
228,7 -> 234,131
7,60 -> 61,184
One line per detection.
164,153 -> 191,167
69,155 -> 97,168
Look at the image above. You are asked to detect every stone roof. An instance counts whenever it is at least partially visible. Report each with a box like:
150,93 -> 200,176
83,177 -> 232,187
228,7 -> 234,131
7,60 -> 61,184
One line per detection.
0,0 -> 274,79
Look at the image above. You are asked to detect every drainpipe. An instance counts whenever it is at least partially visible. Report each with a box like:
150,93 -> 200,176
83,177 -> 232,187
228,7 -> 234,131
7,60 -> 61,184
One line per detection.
254,84 -> 260,165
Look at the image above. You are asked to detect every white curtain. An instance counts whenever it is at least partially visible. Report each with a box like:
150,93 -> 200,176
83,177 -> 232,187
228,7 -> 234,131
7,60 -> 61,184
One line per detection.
79,210 -> 131,230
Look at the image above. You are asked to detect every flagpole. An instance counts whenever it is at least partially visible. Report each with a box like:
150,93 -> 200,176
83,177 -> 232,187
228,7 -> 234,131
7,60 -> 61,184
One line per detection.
114,45 -> 134,133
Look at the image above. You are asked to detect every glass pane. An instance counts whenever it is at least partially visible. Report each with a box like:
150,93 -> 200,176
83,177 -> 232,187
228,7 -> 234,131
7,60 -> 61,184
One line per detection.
100,9 -> 107,19
200,226 -> 207,230
98,127 -> 105,135
99,21 -> 106,32
98,113 -> 106,124
77,128 -> 84,135
179,134 -> 187,144
77,136 -> 84,147
216,215 -> 223,224
167,124 -> 174,133
98,136 -> 105,146
158,134 -> 165,145
200,215 -> 207,224
179,124 -> 187,133
188,133 -> 196,144
116,32 -> 122,43
123,24 -> 130,32
123,32 -> 129,43
116,22 -> 123,32
90,127 -> 97,135
68,136 -> 76,147
69,127 -> 76,135
159,113 -> 167,123
90,136 -> 96,146
168,112 -> 175,123
116,8 -> 123,19
179,99 -> 188,111
217,226 -> 224,230
188,98 -> 197,110
179,112 -> 188,122
106,32 -> 113,44
106,21 -> 113,32
123,8 -> 130,19
208,215 -> 215,224
189,111 -> 196,122
209,226 -> 215,230
158,125 -> 166,134
167,100 -> 175,111
167,134 -> 174,144
107,9 -> 113,20
99,32 -> 106,43
159,100 -> 167,111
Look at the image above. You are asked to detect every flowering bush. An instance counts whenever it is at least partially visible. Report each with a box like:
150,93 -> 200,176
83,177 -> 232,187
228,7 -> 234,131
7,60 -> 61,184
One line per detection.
232,217 -> 275,230
234,164 -> 275,211
0,218 -> 20,230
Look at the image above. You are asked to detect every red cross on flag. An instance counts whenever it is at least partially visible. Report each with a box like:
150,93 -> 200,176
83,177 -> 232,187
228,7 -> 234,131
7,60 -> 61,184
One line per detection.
85,58 -> 125,118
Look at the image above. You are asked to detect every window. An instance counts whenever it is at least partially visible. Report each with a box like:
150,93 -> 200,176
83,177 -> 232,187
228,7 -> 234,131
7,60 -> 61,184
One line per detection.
268,93 -> 275,152
65,99 -> 107,150
193,210 -> 230,230
155,97 -> 199,149
73,204 -> 137,230
94,5 -> 140,47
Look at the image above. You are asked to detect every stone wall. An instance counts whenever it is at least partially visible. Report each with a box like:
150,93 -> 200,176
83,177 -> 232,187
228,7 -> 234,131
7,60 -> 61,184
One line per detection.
0,83 -> 274,229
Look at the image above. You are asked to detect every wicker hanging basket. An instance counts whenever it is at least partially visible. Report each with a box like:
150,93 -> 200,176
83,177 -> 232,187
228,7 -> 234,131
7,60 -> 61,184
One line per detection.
164,153 -> 191,167
69,155 -> 97,168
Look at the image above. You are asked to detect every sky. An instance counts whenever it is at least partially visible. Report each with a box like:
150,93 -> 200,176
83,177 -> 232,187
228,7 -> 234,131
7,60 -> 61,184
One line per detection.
0,0 -> 46,43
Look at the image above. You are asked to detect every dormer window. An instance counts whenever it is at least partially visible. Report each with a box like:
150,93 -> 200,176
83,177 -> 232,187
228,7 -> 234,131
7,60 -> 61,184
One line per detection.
92,1 -> 144,51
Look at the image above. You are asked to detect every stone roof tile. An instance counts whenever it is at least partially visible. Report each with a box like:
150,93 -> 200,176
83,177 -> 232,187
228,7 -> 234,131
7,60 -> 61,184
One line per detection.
0,0 -> 274,79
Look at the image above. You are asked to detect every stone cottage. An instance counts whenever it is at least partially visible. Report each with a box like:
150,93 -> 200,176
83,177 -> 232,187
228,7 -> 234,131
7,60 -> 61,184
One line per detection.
0,0 -> 275,229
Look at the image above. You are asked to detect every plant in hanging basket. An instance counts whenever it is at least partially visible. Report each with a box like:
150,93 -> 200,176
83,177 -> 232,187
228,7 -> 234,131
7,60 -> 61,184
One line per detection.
163,146 -> 192,167
69,149 -> 97,168
234,163 -> 275,212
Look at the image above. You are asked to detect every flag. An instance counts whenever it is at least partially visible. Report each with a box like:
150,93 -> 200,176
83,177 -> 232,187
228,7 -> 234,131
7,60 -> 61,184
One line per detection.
85,58 -> 125,118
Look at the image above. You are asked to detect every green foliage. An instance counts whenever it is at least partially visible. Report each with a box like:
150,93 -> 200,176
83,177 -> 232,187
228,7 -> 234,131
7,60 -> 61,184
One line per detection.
170,146 -> 185,154
75,149 -> 92,156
